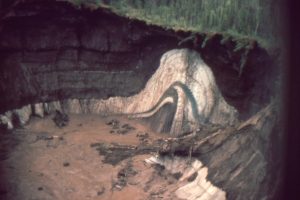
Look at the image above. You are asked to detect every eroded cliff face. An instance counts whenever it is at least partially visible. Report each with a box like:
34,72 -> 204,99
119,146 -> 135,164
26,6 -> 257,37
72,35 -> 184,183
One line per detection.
1,49 -> 239,135
0,0 -> 180,113
0,0 -> 276,119
0,1 -> 282,200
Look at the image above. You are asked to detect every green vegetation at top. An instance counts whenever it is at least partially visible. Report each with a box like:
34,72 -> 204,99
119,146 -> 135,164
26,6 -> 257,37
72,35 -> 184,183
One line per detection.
69,0 -> 283,48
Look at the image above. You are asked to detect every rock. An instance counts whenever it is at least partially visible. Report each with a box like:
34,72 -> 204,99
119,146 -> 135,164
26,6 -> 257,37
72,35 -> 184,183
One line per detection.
35,132 -> 54,141
137,132 -> 150,143
172,172 -> 183,180
106,119 -> 119,126
114,161 -> 138,190
32,103 -> 44,117
52,110 -> 69,128
0,112 -> 13,130
12,105 -> 32,126
97,187 -> 105,196
122,123 -> 135,131
43,103 -> 50,115
62,99 -> 82,114
106,121 -> 135,135
48,101 -> 62,113
0,115 -> 13,130
116,130 -> 125,134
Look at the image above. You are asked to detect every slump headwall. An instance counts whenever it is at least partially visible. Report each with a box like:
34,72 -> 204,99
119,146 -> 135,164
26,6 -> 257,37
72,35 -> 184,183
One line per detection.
0,0 -> 276,120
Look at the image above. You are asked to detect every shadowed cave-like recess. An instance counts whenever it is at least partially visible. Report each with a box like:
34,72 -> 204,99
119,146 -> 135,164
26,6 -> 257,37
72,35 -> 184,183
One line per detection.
0,1 -> 282,200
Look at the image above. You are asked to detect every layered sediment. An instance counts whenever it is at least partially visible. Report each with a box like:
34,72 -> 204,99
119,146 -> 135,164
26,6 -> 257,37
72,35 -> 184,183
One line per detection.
0,1 -> 282,200
0,0 -> 276,119
1,49 -> 238,136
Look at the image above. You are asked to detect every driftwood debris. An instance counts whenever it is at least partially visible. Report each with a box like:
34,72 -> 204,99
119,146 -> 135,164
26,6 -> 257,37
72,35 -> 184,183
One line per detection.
90,124 -> 237,165
90,102 -> 276,167
90,142 -> 161,165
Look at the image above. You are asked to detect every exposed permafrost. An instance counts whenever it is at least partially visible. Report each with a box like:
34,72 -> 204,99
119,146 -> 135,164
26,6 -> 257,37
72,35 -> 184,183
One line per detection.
0,49 -> 237,135
85,49 -> 238,135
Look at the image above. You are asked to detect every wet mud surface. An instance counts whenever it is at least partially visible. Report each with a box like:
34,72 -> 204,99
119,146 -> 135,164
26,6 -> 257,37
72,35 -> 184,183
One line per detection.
0,114 -> 187,200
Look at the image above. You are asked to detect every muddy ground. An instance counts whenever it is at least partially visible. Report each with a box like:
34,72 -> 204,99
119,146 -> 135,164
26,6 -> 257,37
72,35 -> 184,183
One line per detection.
0,114 -> 193,200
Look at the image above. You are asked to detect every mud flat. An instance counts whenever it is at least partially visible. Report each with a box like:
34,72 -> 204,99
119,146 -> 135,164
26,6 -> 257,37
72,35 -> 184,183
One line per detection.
0,114 -> 193,200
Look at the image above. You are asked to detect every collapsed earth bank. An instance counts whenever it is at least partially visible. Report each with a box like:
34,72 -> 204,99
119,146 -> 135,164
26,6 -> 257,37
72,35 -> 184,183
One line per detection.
0,1 -> 282,200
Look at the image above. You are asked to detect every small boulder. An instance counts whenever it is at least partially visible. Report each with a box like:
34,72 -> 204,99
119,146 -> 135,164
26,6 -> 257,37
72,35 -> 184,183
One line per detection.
53,110 -> 69,128
12,105 -> 32,126
33,103 -> 44,117
0,112 -> 13,130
